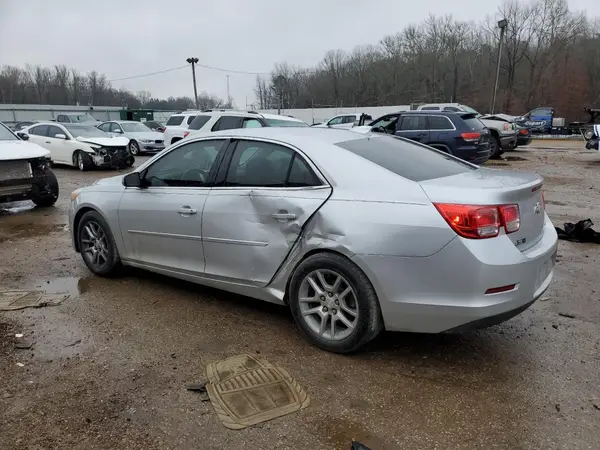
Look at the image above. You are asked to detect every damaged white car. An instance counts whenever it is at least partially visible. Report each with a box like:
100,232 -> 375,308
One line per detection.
19,123 -> 133,171
0,121 -> 59,207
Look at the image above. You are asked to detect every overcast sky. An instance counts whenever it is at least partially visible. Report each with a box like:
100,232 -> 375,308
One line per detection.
0,0 -> 596,107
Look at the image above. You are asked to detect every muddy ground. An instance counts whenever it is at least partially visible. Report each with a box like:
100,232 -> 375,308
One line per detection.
1,142 -> 599,450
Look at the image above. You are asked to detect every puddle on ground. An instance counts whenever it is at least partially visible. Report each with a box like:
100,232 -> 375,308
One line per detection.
0,222 -> 66,243
31,277 -> 91,297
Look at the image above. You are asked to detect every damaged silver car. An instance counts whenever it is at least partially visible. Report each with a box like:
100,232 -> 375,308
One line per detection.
69,128 -> 557,353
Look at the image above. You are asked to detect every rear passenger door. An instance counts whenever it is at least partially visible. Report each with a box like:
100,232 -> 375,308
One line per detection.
211,116 -> 244,131
426,115 -> 456,151
395,115 -> 429,143
201,138 -> 331,285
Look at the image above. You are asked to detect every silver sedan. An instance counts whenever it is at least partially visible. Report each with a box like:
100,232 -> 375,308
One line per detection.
68,128 -> 558,353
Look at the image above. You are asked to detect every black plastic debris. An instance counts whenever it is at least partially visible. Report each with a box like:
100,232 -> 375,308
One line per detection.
555,219 -> 600,244
351,441 -> 372,450
186,382 -> 210,401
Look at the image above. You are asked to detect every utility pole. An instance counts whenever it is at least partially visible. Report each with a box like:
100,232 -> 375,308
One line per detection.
186,57 -> 199,109
226,75 -> 231,107
490,19 -> 508,114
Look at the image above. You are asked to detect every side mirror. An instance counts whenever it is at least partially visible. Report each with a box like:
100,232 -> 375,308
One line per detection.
55,133 -> 67,140
17,132 -> 29,141
123,172 -> 142,188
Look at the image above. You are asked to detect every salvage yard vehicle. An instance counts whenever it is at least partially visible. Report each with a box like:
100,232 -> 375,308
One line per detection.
0,121 -> 58,207
69,127 -> 558,354
97,120 -> 165,155
585,124 -> 600,150
21,123 -> 133,171
55,112 -> 101,125
480,114 -> 532,149
416,103 -> 518,158
312,113 -> 373,129
351,110 -> 491,165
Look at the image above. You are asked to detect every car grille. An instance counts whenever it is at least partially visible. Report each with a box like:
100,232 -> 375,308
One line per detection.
155,140 -> 164,144
104,146 -> 127,154
0,160 -> 31,180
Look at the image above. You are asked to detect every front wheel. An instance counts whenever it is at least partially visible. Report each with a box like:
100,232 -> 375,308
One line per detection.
77,210 -> 121,277
75,151 -> 93,171
31,169 -> 59,207
129,140 -> 140,155
288,253 -> 383,354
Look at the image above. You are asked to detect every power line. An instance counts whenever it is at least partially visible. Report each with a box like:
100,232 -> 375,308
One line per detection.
194,62 -> 269,75
108,65 -> 189,82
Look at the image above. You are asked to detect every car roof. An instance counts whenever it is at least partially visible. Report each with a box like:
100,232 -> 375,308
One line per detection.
260,113 -> 304,122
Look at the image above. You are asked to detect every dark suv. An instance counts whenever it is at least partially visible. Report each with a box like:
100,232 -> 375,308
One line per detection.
366,111 -> 491,165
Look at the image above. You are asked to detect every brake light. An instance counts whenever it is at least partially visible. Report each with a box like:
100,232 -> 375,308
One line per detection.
434,203 -> 520,239
461,132 -> 481,142
183,131 -> 190,138
519,129 -> 528,135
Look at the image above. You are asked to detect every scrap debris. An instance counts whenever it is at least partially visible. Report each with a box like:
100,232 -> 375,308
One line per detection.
555,219 -> 600,244
0,289 -> 69,311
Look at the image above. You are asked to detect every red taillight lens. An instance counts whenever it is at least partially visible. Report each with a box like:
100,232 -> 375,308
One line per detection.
503,123 -> 511,131
499,204 -> 520,233
183,131 -> 190,138
519,129 -> 528,135
434,203 -> 520,239
461,132 -> 481,142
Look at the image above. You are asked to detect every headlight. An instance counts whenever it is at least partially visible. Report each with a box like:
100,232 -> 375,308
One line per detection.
139,139 -> 152,143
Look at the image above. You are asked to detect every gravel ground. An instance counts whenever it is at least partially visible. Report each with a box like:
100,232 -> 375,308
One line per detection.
1,143 -> 600,450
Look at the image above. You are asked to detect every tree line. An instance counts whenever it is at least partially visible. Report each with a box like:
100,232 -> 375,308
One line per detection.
0,66 -> 229,111
255,0 -> 599,120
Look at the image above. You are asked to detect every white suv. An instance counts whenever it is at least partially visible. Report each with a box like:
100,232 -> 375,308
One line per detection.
162,111 -> 204,146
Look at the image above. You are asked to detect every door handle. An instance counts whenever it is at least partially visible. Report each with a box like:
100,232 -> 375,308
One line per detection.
178,206 -> 197,216
272,211 -> 296,222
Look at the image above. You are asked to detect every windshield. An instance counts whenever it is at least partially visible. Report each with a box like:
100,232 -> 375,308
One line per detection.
68,114 -> 97,123
265,118 -> 308,127
121,122 -> 151,132
0,122 -> 18,141
65,125 -> 109,138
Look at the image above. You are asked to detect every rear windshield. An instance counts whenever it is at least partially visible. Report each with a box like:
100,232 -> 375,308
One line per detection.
166,115 -> 184,126
188,115 -> 211,130
335,136 -> 475,182
461,115 -> 486,131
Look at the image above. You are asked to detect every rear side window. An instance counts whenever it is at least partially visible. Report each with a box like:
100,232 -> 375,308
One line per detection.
166,115 -> 184,126
30,125 -> 49,136
461,115 -> 486,131
336,136 -> 475,182
186,116 -> 196,125
428,116 -> 454,130
188,115 -> 211,131
399,115 -> 427,131
212,116 -> 243,131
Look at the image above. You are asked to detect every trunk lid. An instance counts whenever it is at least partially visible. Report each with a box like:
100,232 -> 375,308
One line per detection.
419,168 -> 545,251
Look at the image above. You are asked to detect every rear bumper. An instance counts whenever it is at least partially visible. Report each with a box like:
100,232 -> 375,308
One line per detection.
453,145 -> 490,165
500,134 -> 518,150
517,135 -> 532,146
352,215 -> 558,333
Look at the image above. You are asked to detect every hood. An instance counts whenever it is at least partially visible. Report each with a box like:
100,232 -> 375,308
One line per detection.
124,131 -> 163,141
349,125 -> 373,134
93,174 -> 125,186
0,140 -> 51,160
75,136 -> 130,147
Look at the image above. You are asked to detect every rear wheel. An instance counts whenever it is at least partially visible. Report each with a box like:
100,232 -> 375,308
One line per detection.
77,210 -> 121,277
489,136 -> 503,159
31,169 -> 59,207
288,253 -> 383,354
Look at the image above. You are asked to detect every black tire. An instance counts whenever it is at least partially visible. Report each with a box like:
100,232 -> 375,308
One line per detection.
75,151 -> 94,171
129,140 -> 140,155
31,169 -> 59,207
489,136 -> 503,159
77,210 -> 121,277
288,252 -> 383,354
124,155 -> 135,168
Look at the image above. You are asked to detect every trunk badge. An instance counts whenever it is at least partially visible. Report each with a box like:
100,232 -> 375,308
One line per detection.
534,202 -> 542,214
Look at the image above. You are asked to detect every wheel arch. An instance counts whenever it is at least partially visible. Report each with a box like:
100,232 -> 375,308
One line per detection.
72,206 -> 108,252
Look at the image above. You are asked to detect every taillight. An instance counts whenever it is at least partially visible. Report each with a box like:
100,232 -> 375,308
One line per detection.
461,132 -> 481,142
183,131 -> 190,138
519,129 -> 528,135
434,203 -> 520,239
503,123 -> 511,131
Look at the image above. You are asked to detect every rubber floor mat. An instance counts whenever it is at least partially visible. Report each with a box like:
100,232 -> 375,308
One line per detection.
0,290 -> 69,311
205,354 -> 310,429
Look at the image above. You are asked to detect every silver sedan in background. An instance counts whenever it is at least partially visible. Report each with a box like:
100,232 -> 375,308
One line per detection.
68,128 -> 558,353
97,120 -> 165,155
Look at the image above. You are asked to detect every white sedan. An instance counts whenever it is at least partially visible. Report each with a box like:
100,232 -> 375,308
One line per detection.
20,122 -> 133,171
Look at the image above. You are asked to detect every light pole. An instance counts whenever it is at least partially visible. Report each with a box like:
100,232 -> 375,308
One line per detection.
186,57 -> 199,109
226,75 -> 231,107
490,18 -> 508,114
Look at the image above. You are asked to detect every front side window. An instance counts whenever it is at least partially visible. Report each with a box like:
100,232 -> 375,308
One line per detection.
98,123 -> 110,132
47,125 -> 65,138
143,140 -> 224,187
370,115 -> 399,130
342,115 -> 357,124
109,123 -> 122,133
428,116 -> 454,130
327,116 -> 344,125
399,115 -> 428,131
225,140 -> 311,187
56,115 -> 68,122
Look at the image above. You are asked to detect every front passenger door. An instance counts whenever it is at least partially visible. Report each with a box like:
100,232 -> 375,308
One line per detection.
117,139 -> 227,274
395,115 -> 430,143
202,139 -> 331,285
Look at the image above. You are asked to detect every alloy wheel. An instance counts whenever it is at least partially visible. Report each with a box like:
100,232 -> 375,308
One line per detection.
130,141 -> 139,155
80,221 -> 110,269
77,153 -> 84,170
298,269 -> 359,341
